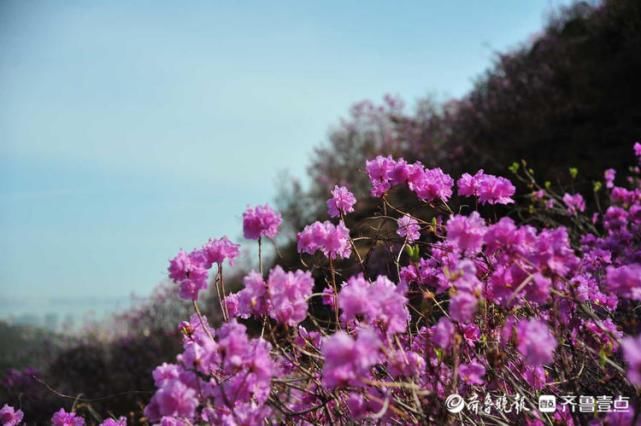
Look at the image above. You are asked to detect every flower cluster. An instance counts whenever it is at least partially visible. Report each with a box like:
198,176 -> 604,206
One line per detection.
23,143 -> 641,425
365,155 -> 454,202
297,220 -> 352,259
457,169 -> 516,204
321,329 -> 380,389
338,275 -> 410,335
242,204 -> 282,240
51,409 -> 85,426
562,192 -> 586,214
144,315 -> 274,425
168,236 -> 240,300
227,266 -> 314,326
327,185 -> 357,218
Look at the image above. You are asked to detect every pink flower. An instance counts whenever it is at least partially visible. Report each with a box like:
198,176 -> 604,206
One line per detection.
449,291 -> 478,323
606,264 -> 641,301
167,250 -> 208,301
397,215 -> 420,243
457,171 -> 481,197
431,317 -> 454,349
407,166 -> 454,202
562,193 -> 586,214
202,237 -> 240,268
231,267 -> 313,326
365,156 -> 454,202
0,404 -> 23,426
339,275 -> 409,335
267,266 -> 314,326
446,212 -> 487,254
144,380 -> 198,421
327,185 -> 356,217
459,360 -> 486,385
457,170 -> 515,205
634,142 -> 641,160
321,329 -> 380,389
153,363 -> 181,387
365,155 -> 396,197
516,319 -> 557,366
51,409 -> 85,426
522,366 -> 546,391
321,286 -> 336,307
297,220 -> 352,260
622,333 -> 641,386
243,204 -> 282,240
235,271 -> 269,318
605,168 -> 616,189
477,174 -> 515,205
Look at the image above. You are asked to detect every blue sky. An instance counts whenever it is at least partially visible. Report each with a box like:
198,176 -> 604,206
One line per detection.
0,0 -> 571,319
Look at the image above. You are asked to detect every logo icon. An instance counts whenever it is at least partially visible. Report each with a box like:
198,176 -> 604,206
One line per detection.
539,395 -> 557,413
445,394 -> 465,413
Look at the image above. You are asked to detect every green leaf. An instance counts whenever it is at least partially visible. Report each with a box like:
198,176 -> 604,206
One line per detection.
405,244 -> 420,262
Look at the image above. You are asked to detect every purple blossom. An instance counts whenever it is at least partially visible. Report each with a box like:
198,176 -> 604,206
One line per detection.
622,334 -> 641,386
477,174 -> 516,205
365,156 -> 453,202
346,391 -> 385,419
606,264 -> 641,301
532,227 -> 578,276
634,142 -> 641,160
321,286 -> 336,307
235,271 -> 268,318
397,215 -> 420,243
457,170 -> 515,205
51,409 -> 85,426
151,319 -> 274,424
451,259 -> 482,294
243,204 -> 282,240
0,405 -> 23,426
605,168 -> 616,189
297,220 -> 352,260
456,171 -> 480,197
407,166 -> 454,202
459,360 -> 486,385
431,317 -> 455,349
522,366 -> 546,391
562,193 -> 586,214
231,267 -> 313,326
327,185 -> 356,217
321,329 -> 380,389
267,266 -> 313,326
167,249 -> 208,301
338,275 -> 409,335
201,237 -> 240,268
144,379 -> 198,421
153,363 -> 181,387
516,319 -> 557,366
449,291 -> 478,323
446,212 -> 487,254
365,155 -> 396,197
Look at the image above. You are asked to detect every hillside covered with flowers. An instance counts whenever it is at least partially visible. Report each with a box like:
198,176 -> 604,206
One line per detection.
2,0 -> 641,424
